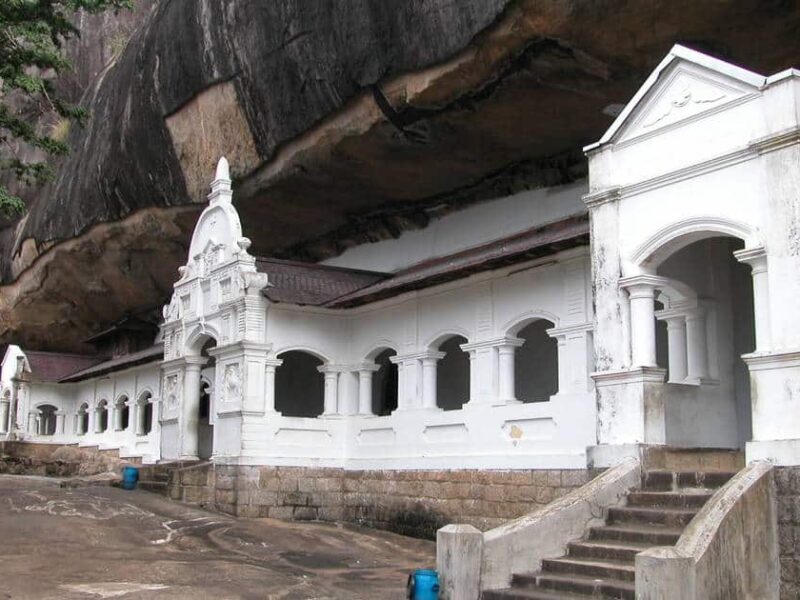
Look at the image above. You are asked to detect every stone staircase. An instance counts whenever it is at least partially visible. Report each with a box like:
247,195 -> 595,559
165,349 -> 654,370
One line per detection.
137,460 -> 214,506
137,460 -> 200,495
483,450 -> 743,600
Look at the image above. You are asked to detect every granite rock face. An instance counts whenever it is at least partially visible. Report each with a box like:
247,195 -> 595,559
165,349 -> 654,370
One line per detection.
3,0 -> 800,351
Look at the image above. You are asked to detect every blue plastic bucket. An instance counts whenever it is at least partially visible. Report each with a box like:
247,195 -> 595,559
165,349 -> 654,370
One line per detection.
407,569 -> 439,600
121,466 -> 139,490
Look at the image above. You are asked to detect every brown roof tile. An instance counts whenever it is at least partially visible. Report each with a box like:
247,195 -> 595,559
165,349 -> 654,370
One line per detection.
326,214 -> 589,308
24,351 -> 103,383
255,257 -> 388,306
59,345 -> 163,383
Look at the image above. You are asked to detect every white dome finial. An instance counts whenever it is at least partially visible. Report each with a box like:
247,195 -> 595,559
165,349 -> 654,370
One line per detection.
215,156 -> 230,181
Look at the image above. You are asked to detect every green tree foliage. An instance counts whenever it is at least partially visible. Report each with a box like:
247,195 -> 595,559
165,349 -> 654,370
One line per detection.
0,0 -> 132,217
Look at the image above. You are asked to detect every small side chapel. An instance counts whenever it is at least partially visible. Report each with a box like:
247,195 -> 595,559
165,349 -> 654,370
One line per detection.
2,45 -> 800,531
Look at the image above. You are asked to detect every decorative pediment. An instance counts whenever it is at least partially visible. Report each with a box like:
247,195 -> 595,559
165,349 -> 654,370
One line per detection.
586,45 -> 766,151
616,64 -> 758,144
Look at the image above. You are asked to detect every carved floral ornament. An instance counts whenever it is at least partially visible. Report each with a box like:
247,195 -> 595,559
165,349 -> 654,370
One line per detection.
642,80 -> 727,129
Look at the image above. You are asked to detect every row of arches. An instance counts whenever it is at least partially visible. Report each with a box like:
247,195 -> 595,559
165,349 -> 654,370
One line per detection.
65,392 -> 155,437
273,319 -> 559,418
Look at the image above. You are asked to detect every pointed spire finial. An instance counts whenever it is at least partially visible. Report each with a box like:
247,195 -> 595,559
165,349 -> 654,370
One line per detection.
215,156 -> 230,182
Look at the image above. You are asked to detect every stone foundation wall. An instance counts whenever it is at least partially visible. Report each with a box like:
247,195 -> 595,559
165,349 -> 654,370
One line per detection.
211,465 -> 592,539
0,441 -> 134,477
775,466 -> 800,599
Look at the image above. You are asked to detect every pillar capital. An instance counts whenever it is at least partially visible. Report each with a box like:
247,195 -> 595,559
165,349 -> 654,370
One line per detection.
619,274 -> 668,299
733,246 -> 768,272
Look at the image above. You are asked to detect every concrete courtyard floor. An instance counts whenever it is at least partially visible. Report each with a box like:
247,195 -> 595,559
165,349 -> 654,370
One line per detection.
0,474 -> 435,599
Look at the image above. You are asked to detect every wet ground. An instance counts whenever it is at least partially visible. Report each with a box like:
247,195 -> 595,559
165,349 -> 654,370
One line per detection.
0,475 -> 435,599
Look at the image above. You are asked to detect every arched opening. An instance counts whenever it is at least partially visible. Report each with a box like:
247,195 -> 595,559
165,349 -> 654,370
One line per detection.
275,351 -> 325,417
76,403 -> 89,436
114,396 -> 130,431
371,349 -> 398,416
514,319 -> 558,403
37,405 -> 57,436
436,335 -> 470,411
652,235 -> 755,448
96,400 -> 109,433
136,392 -> 153,436
198,339 -> 216,460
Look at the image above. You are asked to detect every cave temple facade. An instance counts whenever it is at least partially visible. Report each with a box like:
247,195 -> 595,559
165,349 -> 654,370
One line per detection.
2,45 -> 800,511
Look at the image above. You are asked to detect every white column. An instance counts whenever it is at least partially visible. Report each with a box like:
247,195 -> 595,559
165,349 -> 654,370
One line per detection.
420,351 -> 445,410
27,411 -> 38,434
320,368 -> 339,416
663,315 -> 688,383
685,307 -> 709,383
55,412 -> 65,435
734,247 -> 771,352
497,339 -> 524,403
625,281 -> 658,367
358,367 -> 376,415
113,404 -> 122,431
336,370 -> 358,415
135,402 -> 146,436
467,351 -> 477,403
0,400 -> 8,434
264,359 -> 282,414
182,358 -> 205,459
390,358 -> 406,410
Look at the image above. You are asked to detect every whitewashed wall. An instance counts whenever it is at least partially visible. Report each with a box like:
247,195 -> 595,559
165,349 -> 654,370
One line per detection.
585,45 -> 800,466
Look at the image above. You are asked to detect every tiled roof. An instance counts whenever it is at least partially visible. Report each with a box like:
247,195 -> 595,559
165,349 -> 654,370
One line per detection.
24,351 -> 103,383
59,345 -> 163,383
255,257 -> 389,306
336,214 -> 588,307
256,215 -> 588,309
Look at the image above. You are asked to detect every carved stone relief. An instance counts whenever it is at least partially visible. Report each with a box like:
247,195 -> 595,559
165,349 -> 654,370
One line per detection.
222,363 -> 241,403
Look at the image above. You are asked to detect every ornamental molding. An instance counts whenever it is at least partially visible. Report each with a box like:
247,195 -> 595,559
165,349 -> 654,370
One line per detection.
583,125 -> 800,210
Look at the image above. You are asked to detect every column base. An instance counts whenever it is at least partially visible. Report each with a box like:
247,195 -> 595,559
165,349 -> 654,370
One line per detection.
178,454 -> 200,461
746,439 -> 800,466
587,443 -> 658,469
492,397 -> 522,407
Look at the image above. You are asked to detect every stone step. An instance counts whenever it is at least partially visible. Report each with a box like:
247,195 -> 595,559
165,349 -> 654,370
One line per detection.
138,480 -> 168,493
567,539 -> 652,562
533,572 -> 635,599
642,447 -> 744,472
483,586 -> 588,599
627,489 -> 714,509
540,557 -> 635,582
643,470 -> 735,491
608,505 -> 698,528
588,523 -> 683,546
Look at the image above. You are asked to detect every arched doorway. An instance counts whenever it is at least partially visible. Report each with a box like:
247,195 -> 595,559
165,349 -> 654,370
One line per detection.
650,235 -> 755,448
197,339 -> 216,460
514,319 -> 558,403
275,351 -> 325,417
435,335 -> 470,411
37,405 -> 57,436
371,348 -> 398,416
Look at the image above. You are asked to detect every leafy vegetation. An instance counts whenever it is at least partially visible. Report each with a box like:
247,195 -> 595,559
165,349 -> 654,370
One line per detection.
0,0 -> 132,216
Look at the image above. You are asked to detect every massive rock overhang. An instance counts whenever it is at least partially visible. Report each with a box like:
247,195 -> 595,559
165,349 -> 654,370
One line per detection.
2,0 -> 800,352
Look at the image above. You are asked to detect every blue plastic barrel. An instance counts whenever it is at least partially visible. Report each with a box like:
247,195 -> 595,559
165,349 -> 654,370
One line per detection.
121,465 -> 139,490
408,569 -> 439,600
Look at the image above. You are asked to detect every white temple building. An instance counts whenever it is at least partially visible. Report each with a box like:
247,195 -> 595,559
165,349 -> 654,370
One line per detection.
2,49 -> 800,587
3,45 -> 800,471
